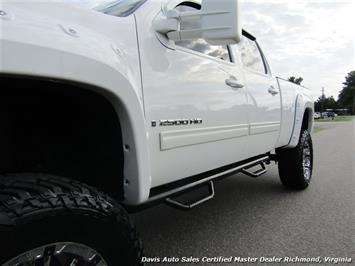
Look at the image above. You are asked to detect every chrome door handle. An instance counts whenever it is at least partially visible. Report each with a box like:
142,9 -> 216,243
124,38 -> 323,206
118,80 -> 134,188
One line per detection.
268,85 -> 279,95
225,76 -> 244,89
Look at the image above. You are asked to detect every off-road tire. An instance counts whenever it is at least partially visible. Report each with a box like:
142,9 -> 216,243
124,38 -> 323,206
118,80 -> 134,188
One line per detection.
277,130 -> 313,190
0,173 -> 143,266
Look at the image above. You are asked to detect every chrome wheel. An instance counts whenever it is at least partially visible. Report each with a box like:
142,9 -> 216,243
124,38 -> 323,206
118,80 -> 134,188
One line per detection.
302,141 -> 312,181
3,242 -> 108,266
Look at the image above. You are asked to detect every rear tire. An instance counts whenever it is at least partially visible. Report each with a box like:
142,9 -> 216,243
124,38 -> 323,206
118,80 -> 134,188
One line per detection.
0,173 -> 143,266
277,130 -> 313,190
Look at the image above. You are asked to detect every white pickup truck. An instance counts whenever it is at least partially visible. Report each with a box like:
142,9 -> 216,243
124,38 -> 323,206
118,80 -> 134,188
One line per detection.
0,0 -> 314,265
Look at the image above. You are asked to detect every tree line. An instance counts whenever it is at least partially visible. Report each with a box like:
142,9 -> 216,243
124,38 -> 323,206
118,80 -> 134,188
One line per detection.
288,71 -> 355,114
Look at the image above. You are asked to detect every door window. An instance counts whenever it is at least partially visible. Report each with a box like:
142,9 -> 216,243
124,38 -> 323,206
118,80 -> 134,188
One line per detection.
236,36 -> 267,74
64,0 -> 146,16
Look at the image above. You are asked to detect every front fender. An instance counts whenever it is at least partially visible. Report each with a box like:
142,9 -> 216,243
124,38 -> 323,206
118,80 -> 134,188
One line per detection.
0,1 -> 142,97
0,2 -> 151,204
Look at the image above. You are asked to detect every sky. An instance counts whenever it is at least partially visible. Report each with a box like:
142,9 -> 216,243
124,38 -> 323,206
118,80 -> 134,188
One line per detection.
239,0 -> 355,100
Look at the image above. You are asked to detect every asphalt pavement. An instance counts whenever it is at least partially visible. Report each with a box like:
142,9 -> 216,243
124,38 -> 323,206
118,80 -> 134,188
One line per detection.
132,120 -> 355,265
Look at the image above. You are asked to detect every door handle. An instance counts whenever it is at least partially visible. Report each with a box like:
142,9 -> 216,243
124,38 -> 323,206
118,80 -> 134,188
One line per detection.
225,76 -> 244,89
268,85 -> 279,95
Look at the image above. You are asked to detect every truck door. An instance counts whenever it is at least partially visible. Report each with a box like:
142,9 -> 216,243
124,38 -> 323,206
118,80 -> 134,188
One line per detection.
136,3 -> 249,188
230,33 -> 281,158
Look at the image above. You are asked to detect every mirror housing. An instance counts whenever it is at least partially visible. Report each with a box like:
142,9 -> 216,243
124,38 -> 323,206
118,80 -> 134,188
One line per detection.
154,0 -> 241,45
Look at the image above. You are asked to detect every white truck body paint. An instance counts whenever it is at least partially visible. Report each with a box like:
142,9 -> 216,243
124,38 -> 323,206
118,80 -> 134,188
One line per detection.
0,0 -> 314,205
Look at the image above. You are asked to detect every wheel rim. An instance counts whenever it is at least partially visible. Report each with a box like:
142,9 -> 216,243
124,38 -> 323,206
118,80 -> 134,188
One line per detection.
302,140 -> 312,181
3,242 -> 108,266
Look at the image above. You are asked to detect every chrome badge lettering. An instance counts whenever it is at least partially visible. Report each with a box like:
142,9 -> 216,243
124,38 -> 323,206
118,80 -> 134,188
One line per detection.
151,119 -> 202,127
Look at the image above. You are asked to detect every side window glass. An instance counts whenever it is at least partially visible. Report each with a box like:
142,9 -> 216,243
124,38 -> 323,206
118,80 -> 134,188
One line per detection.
238,36 -> 266,74
174,5 -> 231,62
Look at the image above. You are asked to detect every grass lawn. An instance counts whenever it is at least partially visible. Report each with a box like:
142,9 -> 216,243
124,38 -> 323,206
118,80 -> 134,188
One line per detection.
315,115 -> 355,122
314,127 -> 326,133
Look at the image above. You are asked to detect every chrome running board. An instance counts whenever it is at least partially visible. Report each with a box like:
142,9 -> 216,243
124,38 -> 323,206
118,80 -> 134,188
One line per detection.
146,155 -> 269,207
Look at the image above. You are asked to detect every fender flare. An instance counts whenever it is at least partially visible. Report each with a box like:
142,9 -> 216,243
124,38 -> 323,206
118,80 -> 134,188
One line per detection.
287,94 -> 314,148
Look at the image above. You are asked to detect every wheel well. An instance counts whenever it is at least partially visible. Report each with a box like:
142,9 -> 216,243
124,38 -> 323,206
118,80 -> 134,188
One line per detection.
0,76 -> 125,200
302,108 -> 313,132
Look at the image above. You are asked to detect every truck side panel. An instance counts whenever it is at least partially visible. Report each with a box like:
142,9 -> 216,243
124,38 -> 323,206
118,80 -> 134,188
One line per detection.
276,78 -> 297,147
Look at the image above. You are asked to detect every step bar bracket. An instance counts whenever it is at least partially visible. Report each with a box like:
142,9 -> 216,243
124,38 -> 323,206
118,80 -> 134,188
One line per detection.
165,181 -> 215,210
241,161 -> 267,178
